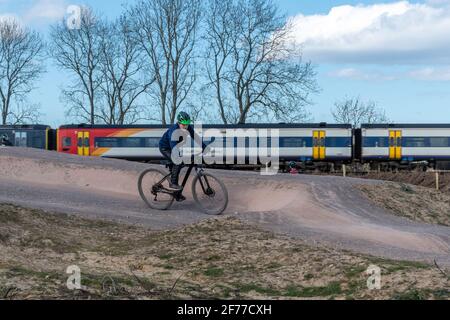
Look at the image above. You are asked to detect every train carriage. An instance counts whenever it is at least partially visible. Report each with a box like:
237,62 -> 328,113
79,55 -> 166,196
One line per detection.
0,125 -> 56,150
57,123 -> 353,167
360,124 -> 450,169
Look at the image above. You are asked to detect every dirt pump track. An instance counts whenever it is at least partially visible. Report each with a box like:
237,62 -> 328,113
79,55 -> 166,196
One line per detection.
0,147 -> 449,266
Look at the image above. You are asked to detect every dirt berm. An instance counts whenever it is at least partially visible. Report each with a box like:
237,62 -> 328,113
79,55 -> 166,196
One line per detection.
0,147 -> 449,266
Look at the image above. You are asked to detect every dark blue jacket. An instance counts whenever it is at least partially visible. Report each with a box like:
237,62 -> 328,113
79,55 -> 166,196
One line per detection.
159,124 -> 204,150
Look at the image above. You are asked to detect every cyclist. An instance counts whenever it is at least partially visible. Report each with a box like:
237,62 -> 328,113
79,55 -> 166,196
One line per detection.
159,112 -> 206,193
0,134 -> 12,147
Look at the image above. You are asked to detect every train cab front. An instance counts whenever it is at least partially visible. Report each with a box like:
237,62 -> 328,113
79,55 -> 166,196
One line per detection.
57,127 -> 78,155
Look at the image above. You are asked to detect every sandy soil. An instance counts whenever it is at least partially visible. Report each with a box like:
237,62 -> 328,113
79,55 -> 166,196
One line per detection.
0,204 -> 448,300
0,147 -> 449,267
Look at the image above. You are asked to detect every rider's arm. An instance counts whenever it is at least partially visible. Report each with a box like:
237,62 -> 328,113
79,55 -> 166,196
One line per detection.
169,126 -> 180,150
189,126 -> 207,151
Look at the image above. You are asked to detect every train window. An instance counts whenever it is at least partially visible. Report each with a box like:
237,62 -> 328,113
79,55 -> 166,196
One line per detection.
95,137 -> 161,148
319,137 -> 324,147
62,137 -> 72,147
245,137 -> 258,148
95,137 -> 119,148
429,137 -> 449,147
144,138 -> 160,148
204,137 -> 226,148
389,137 -> 395,147
281,137 -> 311,148
15,132 -> 27,147
326,137 -> 351,147
312,137 -> 318,147
403,137 -> 426,148
363,137 -> 389,148
77,137 -> 83,148
122,137 -> 141,148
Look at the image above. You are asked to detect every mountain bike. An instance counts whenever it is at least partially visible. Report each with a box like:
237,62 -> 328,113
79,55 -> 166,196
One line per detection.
138,159 -> 228,215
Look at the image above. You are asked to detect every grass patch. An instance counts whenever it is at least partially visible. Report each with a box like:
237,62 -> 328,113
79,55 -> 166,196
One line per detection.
204,267 -> 224,277
6,266 -> 61,281
236,283 -> 280,296
367,257 -> 430,273
158,253 -> 173,260
344,265 -> 367,278
284,282 -> 342,298
0,212 -> 21,224
303,273 -> 314,280
1,203 -> 447,300
266,262 -> 282,269
163,264 -> 174,270
206,255 -> 222,262
392,289 -> 429,300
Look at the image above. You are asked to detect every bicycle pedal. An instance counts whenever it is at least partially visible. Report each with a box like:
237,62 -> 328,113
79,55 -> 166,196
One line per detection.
176,195 -> 186,202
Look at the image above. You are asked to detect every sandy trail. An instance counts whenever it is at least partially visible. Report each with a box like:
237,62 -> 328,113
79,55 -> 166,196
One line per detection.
0,147 -> 449,266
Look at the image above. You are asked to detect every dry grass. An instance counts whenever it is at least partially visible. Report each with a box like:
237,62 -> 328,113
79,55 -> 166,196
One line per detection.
0,204 -> 448,300
358,182 -> 450,226
351,171 -> 450,193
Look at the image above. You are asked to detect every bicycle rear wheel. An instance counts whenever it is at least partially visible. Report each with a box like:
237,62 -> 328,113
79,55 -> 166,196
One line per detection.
192,172 -> 228,215
138,168 -> 175,210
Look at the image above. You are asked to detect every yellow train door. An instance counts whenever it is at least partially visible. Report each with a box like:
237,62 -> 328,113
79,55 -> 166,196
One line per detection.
313,130 -> 326,160
395,130 -> 402,160
389,130 -> 402,160
77,131 -> 90,156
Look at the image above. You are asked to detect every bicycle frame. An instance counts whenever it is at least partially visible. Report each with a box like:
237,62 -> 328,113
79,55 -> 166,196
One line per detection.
153,164 -> 213,197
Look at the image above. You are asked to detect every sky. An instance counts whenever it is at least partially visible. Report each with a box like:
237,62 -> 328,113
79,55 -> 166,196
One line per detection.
0,0 -> 450,126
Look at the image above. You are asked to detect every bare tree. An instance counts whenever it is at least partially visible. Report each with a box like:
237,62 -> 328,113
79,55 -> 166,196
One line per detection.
204,0 -> 318,124
0,19 -> 45,125
204,0 -> 234,124
332,97 -> 389,127
98,15 -> 155,124
129,0 -> 201,124
7,103 -> 42,125
50,6 -> 105,125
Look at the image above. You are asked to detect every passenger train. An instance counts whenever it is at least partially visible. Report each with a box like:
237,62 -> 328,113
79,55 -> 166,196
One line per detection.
2,123 -> 450,170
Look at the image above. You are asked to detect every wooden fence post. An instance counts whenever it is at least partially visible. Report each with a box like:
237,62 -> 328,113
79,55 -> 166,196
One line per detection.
436,171 -> 439,191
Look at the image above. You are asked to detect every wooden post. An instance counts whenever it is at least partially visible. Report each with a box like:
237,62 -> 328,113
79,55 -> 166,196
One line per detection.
343,164 -> 347,177
436,171 -> 439,191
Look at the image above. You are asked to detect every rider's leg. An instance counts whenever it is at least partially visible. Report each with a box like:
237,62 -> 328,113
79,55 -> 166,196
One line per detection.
169,162 -> 183,191
159,147 -> 182,191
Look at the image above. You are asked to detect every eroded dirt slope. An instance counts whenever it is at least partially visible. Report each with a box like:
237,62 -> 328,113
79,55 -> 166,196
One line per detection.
0,147 -> 449,266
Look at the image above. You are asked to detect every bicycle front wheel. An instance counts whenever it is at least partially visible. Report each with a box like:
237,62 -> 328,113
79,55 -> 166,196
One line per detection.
192,172 -> 228,215
138,168 -> 174,211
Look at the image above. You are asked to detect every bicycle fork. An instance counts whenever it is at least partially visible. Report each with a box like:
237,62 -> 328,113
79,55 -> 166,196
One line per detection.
196,168 -> 214,196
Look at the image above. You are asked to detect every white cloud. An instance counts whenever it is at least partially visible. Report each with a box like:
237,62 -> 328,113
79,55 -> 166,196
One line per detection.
23,0 -> 67,24
289,1 -> 450,64
329,68 -> 398,81
408,67 -> 450,80
329,66 -> 450,81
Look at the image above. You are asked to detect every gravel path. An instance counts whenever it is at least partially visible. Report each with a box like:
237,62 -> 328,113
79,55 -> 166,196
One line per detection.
1,147 -> 449,266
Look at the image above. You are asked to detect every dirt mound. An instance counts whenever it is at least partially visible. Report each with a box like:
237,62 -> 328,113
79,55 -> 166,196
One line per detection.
0,147 -> 146,196
1,147 -> 449,265
352,171 -> 450,192
358,183 -> 450,227
1,204 -> 448,300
